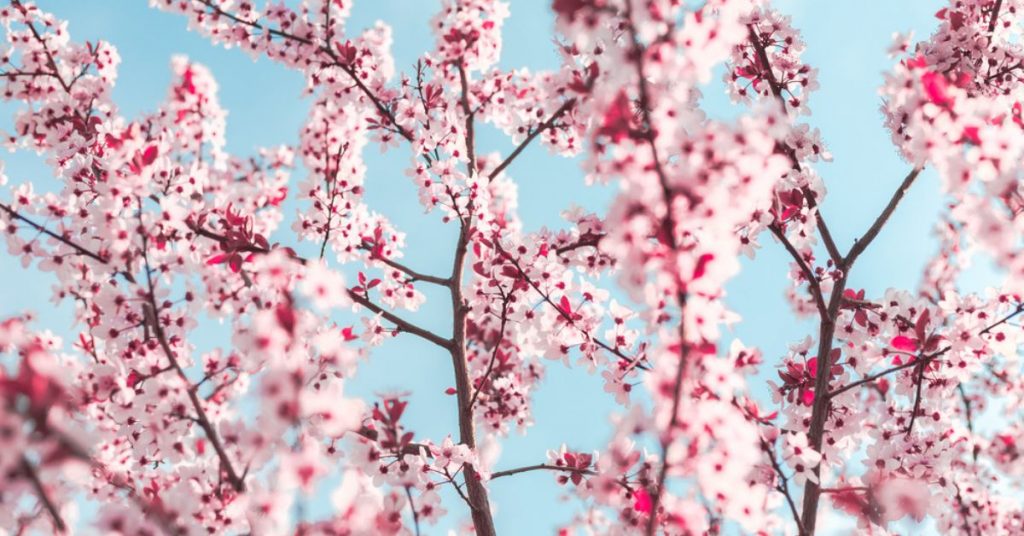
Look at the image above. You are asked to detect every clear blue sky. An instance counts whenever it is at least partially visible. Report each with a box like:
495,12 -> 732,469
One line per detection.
1,1 -> 995,533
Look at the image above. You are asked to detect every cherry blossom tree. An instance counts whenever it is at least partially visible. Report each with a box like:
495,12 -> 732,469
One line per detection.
1,0 -> 1024,534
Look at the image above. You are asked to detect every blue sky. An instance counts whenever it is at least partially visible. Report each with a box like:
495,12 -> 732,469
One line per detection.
1,0 -> 997,533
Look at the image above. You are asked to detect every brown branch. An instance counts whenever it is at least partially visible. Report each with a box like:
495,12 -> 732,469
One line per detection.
802,187 -> 843,267
189,223 -> 452,348
458,64 -> 477,176
469,291 -> 510,409
555,232 -> 605,255
759,437 -> 807,536
139,216 -> 246,493
828,351 -> 938,399
360,243 -> 451,286
20,456 -> 66,533
487,98 -> 576,181
448,221 -> 497,535
904,358 -> 928,437
490,463 -> 595,480
318,134 -> 346,260
769,224 -> 827,316
144,299 -> 246,492
13,0 -> 71,93
798,277 -> 846,534
1,203 -> 136,283
843,167 -> 922,270
745,25 -> 842,266
404,486 -> 422,536
347,289 -> 453,349
497,246 -> 648,370
190,0 -> 413,142
988,0 -> 1003,34
830,303 -> 1024,399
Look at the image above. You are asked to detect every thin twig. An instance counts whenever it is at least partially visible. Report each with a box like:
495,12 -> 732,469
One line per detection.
759,438 -> 806,536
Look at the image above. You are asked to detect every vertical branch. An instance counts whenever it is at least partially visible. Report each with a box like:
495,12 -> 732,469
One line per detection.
619,3 -> 692,533
138,207 -> 246,493
448,61 -> 497,536
988,0 -> 1004,34
448,220 -> 496,536
798,277 -> 845,534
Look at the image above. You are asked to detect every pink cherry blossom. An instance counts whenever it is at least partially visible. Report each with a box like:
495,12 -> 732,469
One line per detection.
1,0 -> 1023,534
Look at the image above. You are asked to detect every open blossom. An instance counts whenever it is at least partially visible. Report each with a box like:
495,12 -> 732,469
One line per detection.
299,261 -> 350,311
783,432 -> 822,485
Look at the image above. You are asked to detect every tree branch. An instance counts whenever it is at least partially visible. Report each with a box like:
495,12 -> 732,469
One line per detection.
347,289 -> 453,349
745,25 -> 842,266
830,303 -> 1024,399
988,0 -> 1003,34
361,244 -> 451,286
490,463 -> 595,480
759,437 -> 806,536
487,98 -> 576,181
20,456 -> 66,533
769,224 -> 827,316
190,0 -> 413,141
843,167 -> 923,269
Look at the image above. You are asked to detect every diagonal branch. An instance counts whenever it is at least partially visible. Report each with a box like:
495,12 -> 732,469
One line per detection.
20,456 -> 66,533
769,224 -> 827,316
746,25 -> 842,266
190,0 -> 413,142
347,289 -> 453,349
490,463 -> 595,480
843,167 -> 923,270
829,303 -> 1024,399
1,203 -> 136,283
360,243 -> 451,287
759,437 -> 807,536
487,98 -> 576,181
